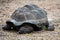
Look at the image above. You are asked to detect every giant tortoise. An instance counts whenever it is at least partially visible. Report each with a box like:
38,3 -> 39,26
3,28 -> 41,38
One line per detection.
2,4 -> 54,34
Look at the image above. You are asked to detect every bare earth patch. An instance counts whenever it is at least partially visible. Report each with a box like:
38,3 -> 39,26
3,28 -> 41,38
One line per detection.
0,0 -> 60,40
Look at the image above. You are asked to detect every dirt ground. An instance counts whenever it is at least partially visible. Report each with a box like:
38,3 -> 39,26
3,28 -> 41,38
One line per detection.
0,0 -> 60,40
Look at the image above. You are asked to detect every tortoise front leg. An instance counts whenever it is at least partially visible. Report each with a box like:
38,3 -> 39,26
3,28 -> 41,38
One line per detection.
19,24 -> 33,34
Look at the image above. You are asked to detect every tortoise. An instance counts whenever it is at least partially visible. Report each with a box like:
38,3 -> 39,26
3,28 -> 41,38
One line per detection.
2,4 -> 54,34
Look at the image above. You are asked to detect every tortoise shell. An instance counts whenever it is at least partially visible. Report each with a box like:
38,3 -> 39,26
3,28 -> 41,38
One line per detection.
9,4 -> 48,26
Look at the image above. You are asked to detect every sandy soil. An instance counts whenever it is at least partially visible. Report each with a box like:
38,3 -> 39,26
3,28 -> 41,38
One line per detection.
0,0 -> 60,40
